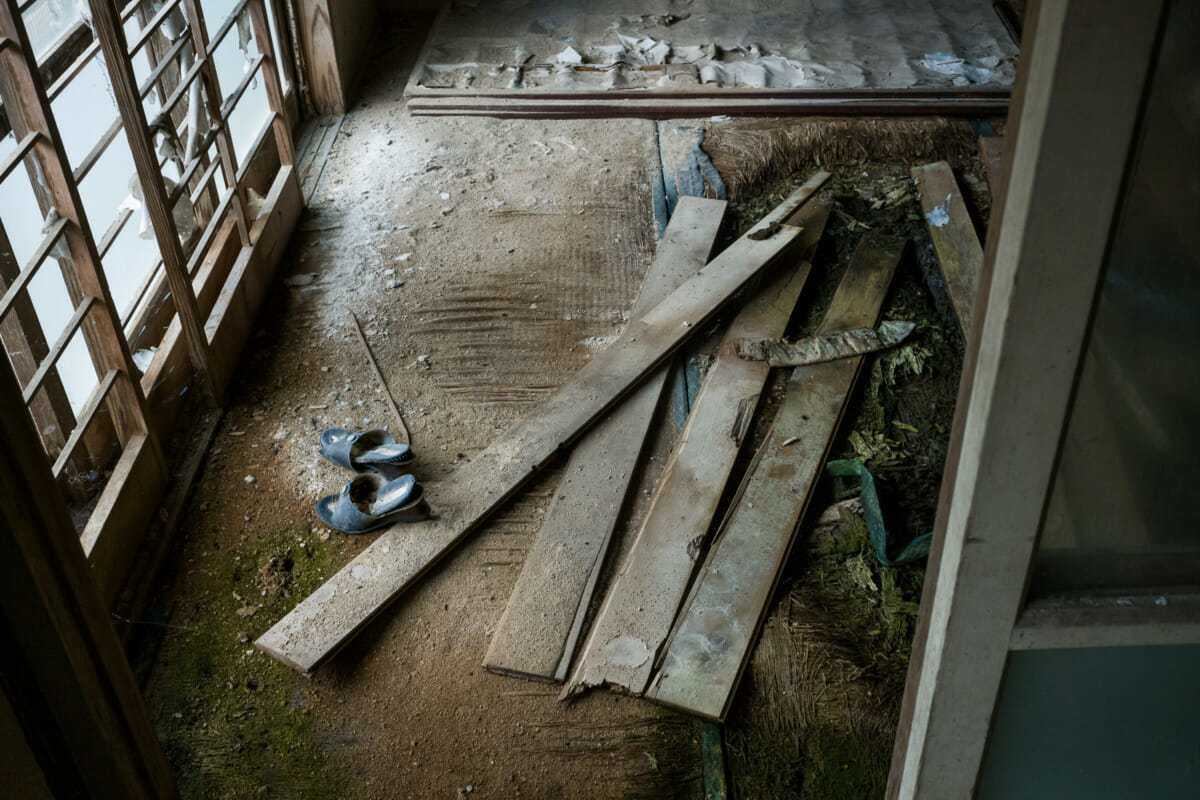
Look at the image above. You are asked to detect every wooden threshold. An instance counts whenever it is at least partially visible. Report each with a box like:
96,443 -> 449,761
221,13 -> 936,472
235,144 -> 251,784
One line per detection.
406,91 -> 1011,119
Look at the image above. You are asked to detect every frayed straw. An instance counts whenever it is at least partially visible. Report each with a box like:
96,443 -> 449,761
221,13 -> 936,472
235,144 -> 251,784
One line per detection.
704,117 -> 985,199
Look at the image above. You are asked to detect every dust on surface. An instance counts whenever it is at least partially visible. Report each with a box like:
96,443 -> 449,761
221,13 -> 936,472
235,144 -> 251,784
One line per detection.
141,13 -> 990,799
143,14 -> 702,800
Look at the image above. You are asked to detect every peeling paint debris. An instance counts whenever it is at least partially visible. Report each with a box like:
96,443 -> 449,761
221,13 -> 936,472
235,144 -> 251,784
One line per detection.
926,193 -> 952,227
736,321 -> 917,367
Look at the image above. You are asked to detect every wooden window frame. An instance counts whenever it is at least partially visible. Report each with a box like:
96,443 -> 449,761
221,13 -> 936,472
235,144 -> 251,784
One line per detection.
0,0 -> 301,605
885,2 -> 1187,798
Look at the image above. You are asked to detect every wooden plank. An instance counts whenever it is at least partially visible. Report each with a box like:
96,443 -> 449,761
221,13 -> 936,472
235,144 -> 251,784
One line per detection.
50,368 -> 119,479
21,294 -> 97,404
979,136 -> 1006,197
80,431 -> 167,606
0,217 -> 68,321
208,0 -> 252,50
294,0 -> 347,115
73,115 -> 122,182
297,114 -> 343,204
0,129 -> 37,181
256,179 -> 827,674
911,161 -> 983,334
646,233 -> 905,721
483,197 -> 729,683
205,165 -> 302,393
405,92 -> 1011,119
565,200 -> 831,698
126,0 -> 183,55
219,54 -> 266,119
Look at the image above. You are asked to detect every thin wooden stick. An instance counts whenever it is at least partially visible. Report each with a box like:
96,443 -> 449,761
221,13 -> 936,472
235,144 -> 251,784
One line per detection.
349,312 -> 409,446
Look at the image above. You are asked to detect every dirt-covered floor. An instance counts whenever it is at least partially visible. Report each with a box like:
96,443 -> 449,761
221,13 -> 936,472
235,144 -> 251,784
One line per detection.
134,13 -> 998,800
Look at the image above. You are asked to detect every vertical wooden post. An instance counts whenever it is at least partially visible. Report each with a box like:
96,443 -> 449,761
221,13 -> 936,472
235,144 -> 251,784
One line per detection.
249,0 -> 295,166
887,1 -> 1169,797
179,0 -> 254,246
0,345 -> 177,800
0,0 -> 160,452
85,0 -> 219,401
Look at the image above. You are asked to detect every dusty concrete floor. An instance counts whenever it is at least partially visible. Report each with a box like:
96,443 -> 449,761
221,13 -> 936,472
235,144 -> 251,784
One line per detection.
142,15 -> 709,800
138,11 -> 990,799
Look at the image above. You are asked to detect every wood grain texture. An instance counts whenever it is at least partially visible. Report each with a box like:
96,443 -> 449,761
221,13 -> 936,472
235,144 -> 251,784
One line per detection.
565,201 -> 831,698
294,0 -> 374,115
0,291 -> 175,798
646,233 -> 905,721
406,93 -> 1010,119
978,136 -> 1006,198
257,179 -> 830,674
911,161 -> 983,334
89,0 -> 217,399
483,197 -> 727,683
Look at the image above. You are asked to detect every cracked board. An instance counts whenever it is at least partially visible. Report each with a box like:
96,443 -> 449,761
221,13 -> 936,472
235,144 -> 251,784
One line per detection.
564,200 -> 831,698
645,232 -> 905,721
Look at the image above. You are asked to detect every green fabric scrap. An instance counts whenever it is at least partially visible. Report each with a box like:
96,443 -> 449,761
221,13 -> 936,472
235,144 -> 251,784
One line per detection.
826,459 -> 931,565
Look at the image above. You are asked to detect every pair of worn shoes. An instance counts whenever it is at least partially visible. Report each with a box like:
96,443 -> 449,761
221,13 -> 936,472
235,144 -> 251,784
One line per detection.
315,429 -> 431,534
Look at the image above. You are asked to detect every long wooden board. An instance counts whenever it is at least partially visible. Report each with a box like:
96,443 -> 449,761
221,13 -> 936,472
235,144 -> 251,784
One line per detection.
256,175 -> 829,673
406,92 -> 1011,119
564,201 -> 831,698
645,233 -> 905,721
483,197 -> 728,683
911,161 -> 984,334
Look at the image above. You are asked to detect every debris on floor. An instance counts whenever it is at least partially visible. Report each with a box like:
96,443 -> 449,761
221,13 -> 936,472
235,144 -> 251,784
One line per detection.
142,38 -> 994,790
735,319 -> 917,367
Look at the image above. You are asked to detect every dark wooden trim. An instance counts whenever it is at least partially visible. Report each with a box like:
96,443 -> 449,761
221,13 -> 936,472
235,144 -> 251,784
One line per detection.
22,294 -> 97,404
86,0 -> 217,400
0,347 -> 175,798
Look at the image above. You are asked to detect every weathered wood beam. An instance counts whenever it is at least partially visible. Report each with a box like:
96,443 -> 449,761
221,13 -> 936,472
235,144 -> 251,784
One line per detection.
258,180 -> 827,674
484,196 -> 729,684
565,200 -> 831,699
646,233 -> 905,721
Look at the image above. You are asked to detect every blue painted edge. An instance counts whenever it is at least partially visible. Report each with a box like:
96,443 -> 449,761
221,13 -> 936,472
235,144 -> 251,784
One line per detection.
969,118 -> 996,137
653,121 -> 729,799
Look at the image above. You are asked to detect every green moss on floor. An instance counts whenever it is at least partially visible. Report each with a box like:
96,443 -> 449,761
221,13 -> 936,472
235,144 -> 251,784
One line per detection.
146,523 -> 351,799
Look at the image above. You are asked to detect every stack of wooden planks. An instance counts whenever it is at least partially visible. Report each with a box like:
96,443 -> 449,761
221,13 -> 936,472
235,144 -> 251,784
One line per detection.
258,168 -> 930,723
